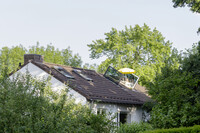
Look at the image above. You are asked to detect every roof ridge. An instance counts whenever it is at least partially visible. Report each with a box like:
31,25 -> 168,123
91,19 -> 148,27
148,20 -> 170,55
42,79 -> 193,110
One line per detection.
44,62 -> 72,68
44,62 -> 96,72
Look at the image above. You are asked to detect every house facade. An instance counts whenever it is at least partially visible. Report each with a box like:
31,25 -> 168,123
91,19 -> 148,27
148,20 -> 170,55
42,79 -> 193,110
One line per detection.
10,54 -> 150,124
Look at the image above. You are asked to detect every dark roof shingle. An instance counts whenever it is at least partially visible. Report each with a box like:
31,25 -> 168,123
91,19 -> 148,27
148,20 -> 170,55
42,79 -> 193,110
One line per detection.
29,61 -> 151,105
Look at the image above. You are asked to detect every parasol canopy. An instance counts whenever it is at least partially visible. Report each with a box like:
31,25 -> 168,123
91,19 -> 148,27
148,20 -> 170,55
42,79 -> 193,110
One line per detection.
118,68 -> 136,74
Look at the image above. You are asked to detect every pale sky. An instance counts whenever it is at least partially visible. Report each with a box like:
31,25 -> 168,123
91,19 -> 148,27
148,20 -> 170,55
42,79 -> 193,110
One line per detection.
0,0 -> 199,65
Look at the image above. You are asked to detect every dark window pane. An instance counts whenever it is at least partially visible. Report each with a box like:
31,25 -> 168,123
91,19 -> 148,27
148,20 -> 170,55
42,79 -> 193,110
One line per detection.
104,66 -> 122,84
120,112 -> 127,124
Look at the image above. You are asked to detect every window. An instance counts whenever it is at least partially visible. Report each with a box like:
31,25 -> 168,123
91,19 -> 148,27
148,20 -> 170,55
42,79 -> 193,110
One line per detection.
117,112 -> 128,125
120,74 -> 138,88
97,108 -> 107,115
120,112 -> 127,124
53,66 -> 74,79
73,69 -> 93,81
104,66 -> 122,84
104,66 -> 139,89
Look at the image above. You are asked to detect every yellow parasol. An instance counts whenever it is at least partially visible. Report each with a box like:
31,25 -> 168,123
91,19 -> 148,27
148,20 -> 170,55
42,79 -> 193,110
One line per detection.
118,68 -> 136,74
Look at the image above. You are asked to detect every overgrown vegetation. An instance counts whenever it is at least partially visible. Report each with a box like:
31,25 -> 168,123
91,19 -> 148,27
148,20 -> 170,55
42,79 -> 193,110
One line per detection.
0,43 -> 98,76
117,122 -> 153,133
144,125 -> 200,133
0,69 -> 115,133
88,24 -> 178,86
147,43 -> 200,129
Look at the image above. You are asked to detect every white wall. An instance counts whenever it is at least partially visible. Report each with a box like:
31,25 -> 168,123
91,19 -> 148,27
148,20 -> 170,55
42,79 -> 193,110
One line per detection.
10,62 -> 87,105
91,102 -> 143,123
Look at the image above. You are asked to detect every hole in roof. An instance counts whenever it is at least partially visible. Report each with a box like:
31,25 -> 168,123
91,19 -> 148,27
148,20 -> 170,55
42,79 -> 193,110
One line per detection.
73,69 -> 93,81
53,66 -> 74,79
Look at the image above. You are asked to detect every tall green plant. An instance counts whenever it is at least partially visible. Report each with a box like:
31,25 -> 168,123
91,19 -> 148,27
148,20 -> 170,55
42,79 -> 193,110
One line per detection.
117,122 -> 153,133
0,70 -> 115,132
0,43 -> 83,76
88,24 -> 177,86
148,43 -> 200,128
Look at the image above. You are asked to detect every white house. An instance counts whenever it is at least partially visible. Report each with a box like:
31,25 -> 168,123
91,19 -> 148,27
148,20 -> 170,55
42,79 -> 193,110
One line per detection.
10,54 -> 150,124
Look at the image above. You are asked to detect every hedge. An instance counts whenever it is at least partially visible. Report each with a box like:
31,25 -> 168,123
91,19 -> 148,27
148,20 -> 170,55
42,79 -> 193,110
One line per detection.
144,125 -> 200,133
117,122 -> 153,133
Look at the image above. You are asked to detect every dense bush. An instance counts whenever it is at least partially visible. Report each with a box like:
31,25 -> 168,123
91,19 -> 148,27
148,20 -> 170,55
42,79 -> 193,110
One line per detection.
117,122 -> 153,133
0,72 -> 115,133
144,125 -> 200,133
147,43 -> 200,128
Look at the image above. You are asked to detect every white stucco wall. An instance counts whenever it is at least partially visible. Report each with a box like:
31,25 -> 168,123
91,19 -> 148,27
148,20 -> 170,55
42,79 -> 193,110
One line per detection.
10,62 -> 87,105
90,102 -> 143,123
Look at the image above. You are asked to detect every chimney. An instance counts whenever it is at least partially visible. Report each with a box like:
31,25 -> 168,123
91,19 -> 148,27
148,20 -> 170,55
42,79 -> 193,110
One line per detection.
24,54 -> 43,64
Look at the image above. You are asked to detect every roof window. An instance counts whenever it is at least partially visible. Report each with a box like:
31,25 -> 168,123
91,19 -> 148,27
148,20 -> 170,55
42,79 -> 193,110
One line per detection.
73,69 -> 93,81
104,66 -> 139,89
104,66 -> 122,84
53,66 -> 74,79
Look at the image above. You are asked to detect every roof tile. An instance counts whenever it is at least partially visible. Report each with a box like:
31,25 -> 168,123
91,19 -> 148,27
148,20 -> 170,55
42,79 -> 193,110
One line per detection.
30,61 -> 151,105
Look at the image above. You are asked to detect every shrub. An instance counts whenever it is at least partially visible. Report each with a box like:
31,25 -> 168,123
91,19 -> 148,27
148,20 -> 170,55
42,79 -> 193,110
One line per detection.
117,122 -> 153,133
0,72 -> 115,132
144,125 -> 200,133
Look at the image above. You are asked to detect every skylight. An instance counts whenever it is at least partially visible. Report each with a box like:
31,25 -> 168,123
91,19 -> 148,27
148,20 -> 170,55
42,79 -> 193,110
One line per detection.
104,66 -> 122,84
53,66 -> 74,79
73,69 -> 93,81
104,66 -> 139,89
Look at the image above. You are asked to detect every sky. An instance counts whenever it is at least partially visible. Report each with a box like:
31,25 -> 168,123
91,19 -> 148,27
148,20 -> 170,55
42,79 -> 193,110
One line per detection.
0,0 -> 199,65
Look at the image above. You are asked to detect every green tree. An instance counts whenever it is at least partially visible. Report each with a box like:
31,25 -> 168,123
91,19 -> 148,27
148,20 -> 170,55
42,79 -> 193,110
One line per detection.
1,69 -> 115,132
0,45 -> 26,75
62,47 -> 82,67
172,0 -> 200,33
83,63 -> 98,71
0,43 -> 83,75
28,43 -> 83,67
172,0 -> 200,13
148,43 -> 200,128
88,24 -> 175,86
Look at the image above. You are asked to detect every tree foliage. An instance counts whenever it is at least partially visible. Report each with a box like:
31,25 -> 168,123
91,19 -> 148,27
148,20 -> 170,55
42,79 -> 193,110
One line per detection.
172,0 -> 200,13
28,43 -> 83,67
148,42 -> 200,128
0,43 -> 83,75
0,70 -> 115,132
83,63 -> 98,71
172,0 -> 200,33
0,45 -> 26,74
88,24 -> 176,86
